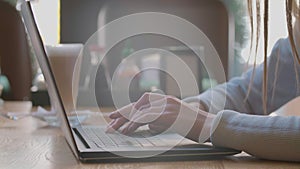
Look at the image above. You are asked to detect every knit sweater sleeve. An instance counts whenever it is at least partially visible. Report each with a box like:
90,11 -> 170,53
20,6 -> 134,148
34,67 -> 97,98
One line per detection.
210,110 -> 300,162
184,38 -> 300,115
183,38 -> 300,161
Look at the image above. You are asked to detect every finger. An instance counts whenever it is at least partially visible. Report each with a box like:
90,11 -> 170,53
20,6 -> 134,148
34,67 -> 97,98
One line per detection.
132,96 -> 181,126
121,121 -> 143,135
134,92 -> 167,110
108,112 -> 121,119
121,99 -> 168,134
126,93 -> 167,120
109,93 -> 171,134
106,117 -> 128,132
130,102 -> 167,124
109,103 -> 135,119
128,95 -> 167,120
122,113 -> 164,134
121,97 -> 181,135
148,124 -> 166,134
131,98 -> 163,114
107,119 -> 116,127
106,119 -> 117,133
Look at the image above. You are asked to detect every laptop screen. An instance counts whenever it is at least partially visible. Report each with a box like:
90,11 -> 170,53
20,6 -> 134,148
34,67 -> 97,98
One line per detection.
20,1 -> 79,158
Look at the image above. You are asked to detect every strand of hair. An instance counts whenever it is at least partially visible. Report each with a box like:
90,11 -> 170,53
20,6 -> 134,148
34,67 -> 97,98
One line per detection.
262,0 -> 269,114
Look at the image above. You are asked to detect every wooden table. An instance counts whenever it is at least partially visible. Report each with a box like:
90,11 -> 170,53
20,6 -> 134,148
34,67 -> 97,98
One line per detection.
0,102 -> 300,169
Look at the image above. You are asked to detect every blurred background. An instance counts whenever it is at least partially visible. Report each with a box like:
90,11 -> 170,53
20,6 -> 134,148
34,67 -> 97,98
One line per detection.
0,0 -> 287,107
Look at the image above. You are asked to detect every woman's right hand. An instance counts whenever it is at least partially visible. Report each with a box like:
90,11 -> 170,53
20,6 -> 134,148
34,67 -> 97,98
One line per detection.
106,92 -> 215,143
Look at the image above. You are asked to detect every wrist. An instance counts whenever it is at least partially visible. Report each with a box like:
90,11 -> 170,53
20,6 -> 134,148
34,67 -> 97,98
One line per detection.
198,113 -> 215,143
185,110 -> 215,143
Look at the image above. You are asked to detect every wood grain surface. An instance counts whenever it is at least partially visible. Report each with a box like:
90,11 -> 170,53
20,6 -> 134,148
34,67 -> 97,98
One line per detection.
0,102 -> 300,169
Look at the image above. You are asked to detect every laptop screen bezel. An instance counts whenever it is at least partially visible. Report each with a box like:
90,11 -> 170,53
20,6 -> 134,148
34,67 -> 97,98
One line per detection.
20,0 -> 80,159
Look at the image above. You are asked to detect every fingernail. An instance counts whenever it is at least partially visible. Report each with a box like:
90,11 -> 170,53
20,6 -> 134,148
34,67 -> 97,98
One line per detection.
108,112 -> 115,118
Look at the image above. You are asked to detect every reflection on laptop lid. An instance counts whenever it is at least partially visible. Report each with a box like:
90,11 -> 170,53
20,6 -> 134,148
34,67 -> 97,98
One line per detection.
20,0 -> 80,159
20,0 -> 239,163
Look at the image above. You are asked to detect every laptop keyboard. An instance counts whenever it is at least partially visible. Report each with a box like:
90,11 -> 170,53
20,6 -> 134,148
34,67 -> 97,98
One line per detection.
78,126 -> 169,148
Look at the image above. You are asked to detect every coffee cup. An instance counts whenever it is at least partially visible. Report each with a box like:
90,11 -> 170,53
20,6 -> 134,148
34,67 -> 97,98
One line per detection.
45,43 -> 83,112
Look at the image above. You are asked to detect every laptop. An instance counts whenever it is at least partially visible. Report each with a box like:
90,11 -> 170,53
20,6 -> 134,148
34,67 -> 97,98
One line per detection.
20,1 -> 239,163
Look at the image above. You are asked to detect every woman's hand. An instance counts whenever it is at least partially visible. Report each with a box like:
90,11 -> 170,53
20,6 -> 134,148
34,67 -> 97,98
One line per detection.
106,92 -> 215,142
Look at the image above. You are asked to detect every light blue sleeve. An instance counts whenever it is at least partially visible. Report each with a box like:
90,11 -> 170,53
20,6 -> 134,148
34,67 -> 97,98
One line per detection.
182,38 -> 300,161
184,38 -> 300,115
210,110 -> 300,162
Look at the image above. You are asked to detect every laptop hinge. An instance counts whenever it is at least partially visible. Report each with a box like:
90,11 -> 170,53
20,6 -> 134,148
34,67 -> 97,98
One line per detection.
73,127 -> 91,148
